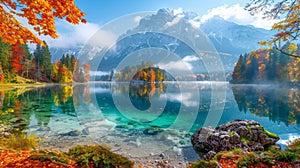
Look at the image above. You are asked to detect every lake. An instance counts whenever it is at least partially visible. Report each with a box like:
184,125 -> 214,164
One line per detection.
0,82 -> 299,162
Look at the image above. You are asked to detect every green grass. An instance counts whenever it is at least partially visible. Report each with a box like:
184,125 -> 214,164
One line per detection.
237,152 -> 257,168
231,148 -> 243,155
212,153 -> 223,161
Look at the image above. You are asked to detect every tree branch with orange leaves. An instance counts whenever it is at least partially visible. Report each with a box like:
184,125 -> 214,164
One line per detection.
246,0 -> 300,57
0,0 -> 86,45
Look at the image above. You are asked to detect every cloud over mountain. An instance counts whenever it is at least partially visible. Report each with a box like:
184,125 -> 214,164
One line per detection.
200,4 -> 279,30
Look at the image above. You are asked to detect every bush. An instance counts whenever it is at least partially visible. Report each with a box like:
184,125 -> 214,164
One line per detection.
237,153 -> 257,168
67,145 -> 134,168
260,156 -> 275,166
212,153 -> 223,161
231,148 -> 243,155
275,151 -> 298,163
287,138 -> 300,154
190,160 -> 218,168
5,132 -> 40,150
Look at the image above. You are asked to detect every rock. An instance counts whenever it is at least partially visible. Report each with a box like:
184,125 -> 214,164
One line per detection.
205,151 -> 216,160
160,153 -> 166,159
60,130 -> 81,136
190,127 -> 214,153
191,120 -> 279,159
143,126 -> 163,135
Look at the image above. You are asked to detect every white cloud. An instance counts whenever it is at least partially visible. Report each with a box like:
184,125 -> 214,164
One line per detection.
157,60 -> 192,72
165,15 -> 184,28
87,29 -> 117,49
157,55 -> 199,72
134,16 -> 142,23
165,92 -> 198,107
182,55 -> 200,62
188,20 -> 201,29
17,15 -> 101,48
173,8 -> 183,16
41,20 -> 101,48
201,4 -> 279,29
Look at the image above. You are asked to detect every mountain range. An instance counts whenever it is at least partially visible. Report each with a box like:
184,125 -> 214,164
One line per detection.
49,8 -> 275,73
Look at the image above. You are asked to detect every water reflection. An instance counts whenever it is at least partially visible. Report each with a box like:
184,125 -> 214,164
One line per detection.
0,83 -> 299,159
129,83 -> 166,111
0,85 -> 92,131
232,86 -> 300,126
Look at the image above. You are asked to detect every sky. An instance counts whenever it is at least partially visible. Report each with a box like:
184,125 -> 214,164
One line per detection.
39,0 -> 278,48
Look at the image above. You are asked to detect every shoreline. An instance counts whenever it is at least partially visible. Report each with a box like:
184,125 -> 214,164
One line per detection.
0,83 -> 48,91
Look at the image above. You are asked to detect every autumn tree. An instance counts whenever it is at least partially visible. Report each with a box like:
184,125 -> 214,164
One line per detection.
231,42 -> 300,84
59,64 -> 72,83
83,62 -> 90,82
11,43 -> 26,74
51,61 -> 60,82
0,0 -> 86,45
246,0 -> 300,57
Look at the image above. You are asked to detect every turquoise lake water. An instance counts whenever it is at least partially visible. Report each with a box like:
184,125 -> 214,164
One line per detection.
0,82 -> 299,159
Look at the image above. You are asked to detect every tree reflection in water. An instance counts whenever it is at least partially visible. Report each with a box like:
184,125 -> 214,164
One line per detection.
232,86 -> 300,126
129,83 -> 166,111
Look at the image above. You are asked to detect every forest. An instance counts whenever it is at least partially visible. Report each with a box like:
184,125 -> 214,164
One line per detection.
231,43 -> 300,84
0,38 -> 90,84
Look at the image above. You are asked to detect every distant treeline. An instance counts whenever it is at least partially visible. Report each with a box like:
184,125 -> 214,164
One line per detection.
0,38 -> 90,83
231,43 -> 300,84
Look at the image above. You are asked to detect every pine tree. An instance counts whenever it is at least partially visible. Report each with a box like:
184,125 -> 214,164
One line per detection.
232,54 -> 246,83
0,38 -> 12,71
267,48 -> 280,81
41,42 -> 52,78
245,55 -> 258,83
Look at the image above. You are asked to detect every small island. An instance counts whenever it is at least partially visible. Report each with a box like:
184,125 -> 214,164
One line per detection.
115,61 -> 168,83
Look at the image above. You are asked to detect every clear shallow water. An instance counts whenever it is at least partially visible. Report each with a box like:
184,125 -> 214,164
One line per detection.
0,82 -> 299,159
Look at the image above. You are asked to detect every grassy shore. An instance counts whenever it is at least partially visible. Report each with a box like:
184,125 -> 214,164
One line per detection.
0,83 -> 47,91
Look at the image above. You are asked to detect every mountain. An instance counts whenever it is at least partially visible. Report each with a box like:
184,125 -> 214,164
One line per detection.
49,47 -> 79,62
95,8 -> 276,74
49,8 -> 275,75
200,16 -> 275,55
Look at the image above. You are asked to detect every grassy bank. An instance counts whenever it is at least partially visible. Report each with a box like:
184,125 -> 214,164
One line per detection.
190,140 -> 300,168
0,132 -> 134,168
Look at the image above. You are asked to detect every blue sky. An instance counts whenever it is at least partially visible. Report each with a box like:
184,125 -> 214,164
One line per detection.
41,0 -> 277,48
74,0 -> 248,24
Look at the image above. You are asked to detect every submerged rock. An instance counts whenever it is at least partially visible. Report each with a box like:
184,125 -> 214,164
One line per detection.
143,126 -> 163,135
191,120 -> 279,160
59,130 -> 81,137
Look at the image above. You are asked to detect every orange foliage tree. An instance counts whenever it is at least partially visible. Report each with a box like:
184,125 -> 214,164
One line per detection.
246,0 -> 300,57
11,43 -> 26,74
83,62 -> 90,82
0,0 -> 86,45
